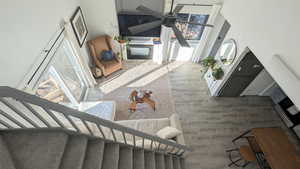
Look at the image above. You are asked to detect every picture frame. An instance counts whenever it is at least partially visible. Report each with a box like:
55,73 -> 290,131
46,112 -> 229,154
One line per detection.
70,7 -> 88,47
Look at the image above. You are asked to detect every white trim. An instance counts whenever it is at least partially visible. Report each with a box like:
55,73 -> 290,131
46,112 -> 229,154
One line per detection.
48,66 -> 79,105
192,4 -> 222,63
63,21 -> 96,87
18,28 -> 65,90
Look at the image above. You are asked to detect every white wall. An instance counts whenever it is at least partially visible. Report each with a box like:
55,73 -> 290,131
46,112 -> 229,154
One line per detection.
200,13 -> 225,59
80,0 -> 119,39
221,0 -> 300,108
0,0 -> 81,88
192,4 -> 222,62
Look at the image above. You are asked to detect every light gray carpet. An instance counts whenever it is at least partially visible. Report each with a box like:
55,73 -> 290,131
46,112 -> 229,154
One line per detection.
96,60 -> 176,120
0,130 -> 185,169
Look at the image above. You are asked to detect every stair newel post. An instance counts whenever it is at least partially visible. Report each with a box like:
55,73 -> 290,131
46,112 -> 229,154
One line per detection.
122,131 -> 127,144
142,138 -> 145,148
110,128 -> 117,142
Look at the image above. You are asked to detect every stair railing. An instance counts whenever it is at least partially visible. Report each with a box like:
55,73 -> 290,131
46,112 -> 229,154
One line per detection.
0,86 -> 191,156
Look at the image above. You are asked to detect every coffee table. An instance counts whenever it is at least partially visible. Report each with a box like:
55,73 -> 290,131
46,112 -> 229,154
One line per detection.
129,90 -> 155,112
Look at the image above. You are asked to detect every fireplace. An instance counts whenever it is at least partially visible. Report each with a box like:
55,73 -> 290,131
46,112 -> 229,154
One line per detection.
127,44 -> 153,59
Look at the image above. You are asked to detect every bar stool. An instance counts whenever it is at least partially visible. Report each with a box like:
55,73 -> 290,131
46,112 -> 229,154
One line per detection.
226,145 -> 256,168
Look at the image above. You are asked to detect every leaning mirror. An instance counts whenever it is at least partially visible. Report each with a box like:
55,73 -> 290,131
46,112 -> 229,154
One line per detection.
219,39 -> 237,65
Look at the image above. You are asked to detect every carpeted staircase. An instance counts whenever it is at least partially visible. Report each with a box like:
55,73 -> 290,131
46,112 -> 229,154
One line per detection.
0,129 -> 186,169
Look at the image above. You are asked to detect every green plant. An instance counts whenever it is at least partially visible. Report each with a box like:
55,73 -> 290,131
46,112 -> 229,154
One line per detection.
200,56 -> 217,74
114,36 -> 129,43
212,67 -> 224,80
201,56 -> 217,68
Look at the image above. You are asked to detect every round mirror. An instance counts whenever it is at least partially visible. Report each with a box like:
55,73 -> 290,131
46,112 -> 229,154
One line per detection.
219,39 -> 237,65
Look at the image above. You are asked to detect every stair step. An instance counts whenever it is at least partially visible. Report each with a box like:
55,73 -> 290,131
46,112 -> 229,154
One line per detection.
133,149 -> 144,169
59,136 -> 88,169
155,153 -> 165,169
180,158 -> 186,169
118,146 -> 133,169
173,157 -> 181,169
82,139 -> 105,169
144,150 -> 155,169
0,135 -> 16,169
2,131 -> 68,169
101,143 -> 120,169
164,155 -> 174,169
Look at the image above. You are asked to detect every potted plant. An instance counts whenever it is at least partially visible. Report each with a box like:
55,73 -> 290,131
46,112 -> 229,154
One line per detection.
200,56 -> 217,74
211,66 -> 224,80
114,36 -> 129,44
200,56 -> 225,80
201,56 -> 217,68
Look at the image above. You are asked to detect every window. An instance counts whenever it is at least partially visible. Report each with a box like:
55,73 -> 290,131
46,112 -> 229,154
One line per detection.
172,13 -> 209,40
34,39 -> 87,105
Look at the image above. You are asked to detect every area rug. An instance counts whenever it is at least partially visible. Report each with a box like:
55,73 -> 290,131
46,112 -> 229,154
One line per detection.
96,60 -> 176,121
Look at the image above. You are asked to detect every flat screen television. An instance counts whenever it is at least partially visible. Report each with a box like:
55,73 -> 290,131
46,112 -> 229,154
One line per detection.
118,14 -> 161,37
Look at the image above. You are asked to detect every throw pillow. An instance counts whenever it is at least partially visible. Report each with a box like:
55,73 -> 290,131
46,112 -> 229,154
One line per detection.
100,50 -> 114,61
156,126 -> 182,139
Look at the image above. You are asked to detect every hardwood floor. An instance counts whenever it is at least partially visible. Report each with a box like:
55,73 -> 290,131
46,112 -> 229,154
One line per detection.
95,60 -> 298,169
168,62 -> 297,169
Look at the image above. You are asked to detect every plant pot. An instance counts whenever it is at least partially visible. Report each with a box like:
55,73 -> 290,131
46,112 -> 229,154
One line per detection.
118,40 -> 126,44
212,67 -> 224,80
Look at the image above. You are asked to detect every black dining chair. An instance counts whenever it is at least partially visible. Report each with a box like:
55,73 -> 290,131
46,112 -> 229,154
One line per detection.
226,145 -> 256,168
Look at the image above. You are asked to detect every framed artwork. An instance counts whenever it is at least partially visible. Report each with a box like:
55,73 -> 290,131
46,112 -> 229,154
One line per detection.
70,7 -> 88,47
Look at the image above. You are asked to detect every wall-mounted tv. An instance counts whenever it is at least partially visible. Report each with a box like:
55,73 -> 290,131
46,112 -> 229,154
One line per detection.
118,14 -> 161,37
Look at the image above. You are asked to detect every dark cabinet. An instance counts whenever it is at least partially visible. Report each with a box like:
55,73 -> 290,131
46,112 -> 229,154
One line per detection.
219,51 -> 264,97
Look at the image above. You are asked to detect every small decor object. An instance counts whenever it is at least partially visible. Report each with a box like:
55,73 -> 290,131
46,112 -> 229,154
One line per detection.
100,50 -> 115,61
153,37 -> 161,44
114,36 -> 129,44
212,66 -> 224,80
70,7 -> 88,47
92,67 -> 102,78
129,90 -> 155,112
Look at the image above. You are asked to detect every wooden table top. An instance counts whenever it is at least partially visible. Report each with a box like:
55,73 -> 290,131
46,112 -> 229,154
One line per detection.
251,128 -> 300,169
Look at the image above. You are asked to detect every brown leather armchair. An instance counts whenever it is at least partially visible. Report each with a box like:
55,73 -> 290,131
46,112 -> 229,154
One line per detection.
87,35 -> 122,77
